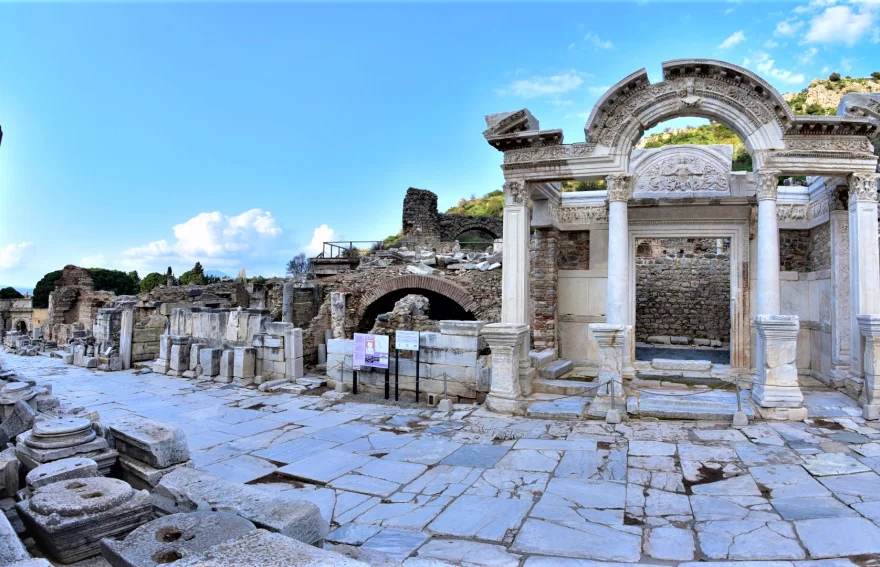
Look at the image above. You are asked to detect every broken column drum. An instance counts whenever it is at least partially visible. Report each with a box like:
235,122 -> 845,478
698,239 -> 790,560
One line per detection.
16,417 -> 117,474
16,477 -> 153,564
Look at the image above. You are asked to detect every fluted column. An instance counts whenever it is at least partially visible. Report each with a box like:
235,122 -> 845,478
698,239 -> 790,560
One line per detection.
849,172 -> 880,415
755,170 -> 782,316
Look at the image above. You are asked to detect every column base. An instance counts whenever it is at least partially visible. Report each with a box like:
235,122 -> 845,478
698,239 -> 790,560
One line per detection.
750,383 -> 804,408
752,315 -> 804,410
754,406 -> 809,421
519,367 -> 536,397
862,405 -> 880,421
828,364 -> 850,389
485,394 -> 526,415
846,374 -> 864,399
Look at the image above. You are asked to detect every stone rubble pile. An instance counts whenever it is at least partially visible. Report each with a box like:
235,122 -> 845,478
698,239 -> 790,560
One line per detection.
359,244 -> 502,274
107,415 -> 194,490
16,477 -> 153,563
24,457 -> 99,496
15,417 -> 117,474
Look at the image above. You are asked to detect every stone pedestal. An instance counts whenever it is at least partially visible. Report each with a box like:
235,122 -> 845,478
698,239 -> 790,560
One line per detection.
752,315 -> 805,420
483,323 -> 529,414
857,314 -> 880,420
217,350 -> 234,383
152,334 -> 172,374
200,348 -> 222,378
587,324 -> 627,419
168,336 -> 191,376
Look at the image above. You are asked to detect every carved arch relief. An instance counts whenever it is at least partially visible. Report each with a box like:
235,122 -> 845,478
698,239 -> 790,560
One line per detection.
630,145 -> 732,197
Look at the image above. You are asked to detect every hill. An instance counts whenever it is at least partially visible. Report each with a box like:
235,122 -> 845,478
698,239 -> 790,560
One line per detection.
784,74 -> 880,116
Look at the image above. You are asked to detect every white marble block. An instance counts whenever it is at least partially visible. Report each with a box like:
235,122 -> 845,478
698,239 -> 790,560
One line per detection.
217,350 -> 234,383
200,348 -> 222,378
233,347 -> 256,379
482,323 -> 529,414
858,314 -> 880,420
752,315 -> 804,416
169,336 -> 191,373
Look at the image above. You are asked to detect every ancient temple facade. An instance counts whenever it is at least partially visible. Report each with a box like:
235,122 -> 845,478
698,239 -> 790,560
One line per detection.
480,59 -> 880,422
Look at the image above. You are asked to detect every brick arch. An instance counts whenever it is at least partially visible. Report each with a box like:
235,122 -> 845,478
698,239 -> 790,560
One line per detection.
442,217 -> 502,242
355,275 -> 481,324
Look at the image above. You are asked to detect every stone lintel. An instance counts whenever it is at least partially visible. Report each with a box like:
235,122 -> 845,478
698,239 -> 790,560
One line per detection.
755,314 -> 800,339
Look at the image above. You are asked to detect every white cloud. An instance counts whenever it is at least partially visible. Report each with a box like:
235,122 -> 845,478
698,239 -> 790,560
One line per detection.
123,209 -> 282,269
805,5 -> 876,45
0,242 -> 33,269
305,225 -> 337,256
718,30 -> 747,48
749,52 -> 807,84
764,40 -> 780,48
799,46 -> 819,64
775,19 -> 805,36
583,32 -> 613,49
497,71 -> 585,98
724,8 -> 735,15
80,254 -> 106,268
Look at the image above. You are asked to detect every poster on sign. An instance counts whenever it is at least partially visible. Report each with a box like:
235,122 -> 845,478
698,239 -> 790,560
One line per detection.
395,330 -> 420,352
353,333 -> 389,369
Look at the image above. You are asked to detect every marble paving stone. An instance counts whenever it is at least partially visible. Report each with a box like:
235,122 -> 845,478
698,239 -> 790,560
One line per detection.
695,520 -> 805,560
645,488 -> 692,516
465,469 -> 549,499
771,497 -> 858,520
284,487 -> 337,525
294,411 -> 357,430
735,444 -> 804,466
495,449 -> 561,472
850,442 -> 880,457
440,444 -> 510,468
337,432 -> 414,454
678,443 -> 738,463
253,438 -> 338,464
202,454 -> 277,484
354,496 -> 449,530
851,500 -> 880,522
513,438 -> 598,452
356,459 -> 427,485
817,471 -> 880,503
628,440 -> 676,456
511,519 -> 641,562
749,465 -> 830,499
326,522 -> 383,545
801,453 -> 870,476
329,474 -> 401,498
403,465 -> 482,497
690,474 -> 762,496
359,528 -> 429,562
541,478 -> 626,510
690,495 -> 780,522
693,429 -> 748,442
333,492 -> 381,524
794,517 -> 880,558
555,450 -> 606,480
383,439 -> 462,465
645,525 -> 695,561
278,449 -> 373,483
413,539 -> 521,567
427,495 -> 532,542
311,423 -> 377,443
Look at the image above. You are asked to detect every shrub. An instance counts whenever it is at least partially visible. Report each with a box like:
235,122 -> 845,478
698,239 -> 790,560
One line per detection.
0,287 -> 23,299
828,72 -> 841,82
139,272 -> 165,293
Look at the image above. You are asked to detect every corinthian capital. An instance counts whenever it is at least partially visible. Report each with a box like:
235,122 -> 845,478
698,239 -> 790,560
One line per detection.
605,174 -> 631,202
755,170 -> 782,201
849,173 -> 879,204
503,180 -> 528,206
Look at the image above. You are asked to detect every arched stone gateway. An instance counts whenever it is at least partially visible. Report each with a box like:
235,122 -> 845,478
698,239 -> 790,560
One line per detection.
354,275 -> 481,331
482,58 -> 880,421
15,320 -> 27,334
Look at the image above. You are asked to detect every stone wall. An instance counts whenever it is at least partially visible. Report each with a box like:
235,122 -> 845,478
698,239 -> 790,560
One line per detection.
401,188 -> 503,247
531,228 -> 558,351
556,231 -> 590,270
0,298 -> 33,334
635,238 -> 731,342
808,222 -> 831,272
779,230 -> 810,272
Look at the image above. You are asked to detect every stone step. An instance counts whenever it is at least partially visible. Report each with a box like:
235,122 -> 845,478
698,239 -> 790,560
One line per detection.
651,358 -> 712,371
526,397 -> 589,420
636,372 -> 731,387
539,359 -> 574,380
296,377 -> 327,388
529,349 -> 558,370
631,390 -> 754,420
533,379 -> 597,396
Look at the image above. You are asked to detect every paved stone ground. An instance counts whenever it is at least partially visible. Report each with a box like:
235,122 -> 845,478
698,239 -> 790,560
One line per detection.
5,352 -> 880,566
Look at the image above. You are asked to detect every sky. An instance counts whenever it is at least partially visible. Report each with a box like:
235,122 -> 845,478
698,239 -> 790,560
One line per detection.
1,0 -> 879,290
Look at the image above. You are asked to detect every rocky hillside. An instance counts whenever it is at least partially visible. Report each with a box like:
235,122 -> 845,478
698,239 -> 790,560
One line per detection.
784,74 -> 880,116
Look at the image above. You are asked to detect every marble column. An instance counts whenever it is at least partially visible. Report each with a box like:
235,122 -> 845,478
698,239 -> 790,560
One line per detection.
829,205 -> 851,388
755,170 -> 782,316
604,174 -> 634,379
330,292 -> 346,339
500,180 -> 536,393
483,323 -> 530,414
858,315 -> 880,420
119,301 -> 135,370
282,283 -> 296,324
849,172 -> 880,410
587,323 -> 627,420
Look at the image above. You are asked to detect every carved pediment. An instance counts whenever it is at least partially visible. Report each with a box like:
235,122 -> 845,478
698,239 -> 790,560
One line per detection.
631,145 -> 732,198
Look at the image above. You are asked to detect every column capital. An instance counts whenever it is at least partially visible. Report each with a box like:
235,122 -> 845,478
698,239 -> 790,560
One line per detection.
755,169 -> 782,201
503,180 -> 528,206
848,173 -> 879,204
605,174 -> 631,202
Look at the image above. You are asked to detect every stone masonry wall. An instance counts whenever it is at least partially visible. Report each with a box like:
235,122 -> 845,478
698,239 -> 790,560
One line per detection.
779,230 -> 810,272
401,187 -> 502,247
635,238 -> 731,342
556,231 -> 590,270
808,222 -> 831,272
531,228 -> 558,351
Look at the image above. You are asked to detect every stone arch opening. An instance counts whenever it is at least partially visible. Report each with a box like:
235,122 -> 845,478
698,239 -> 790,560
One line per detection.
454,228 -> 497,250
15,320 -> 27,334
354,275 -> 480,332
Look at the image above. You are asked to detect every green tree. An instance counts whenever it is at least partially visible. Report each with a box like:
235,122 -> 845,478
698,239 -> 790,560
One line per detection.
32,270 -> 64,308
829,72 -> 841,82
286,253 -> 312,280
0,287 -> 23,299
872,71 -> 880,80
178,262 -> 206,286
249,276 -> 267,284
127,271 -> 140,285
139,272 -> 165,293
85,268 -> 139,295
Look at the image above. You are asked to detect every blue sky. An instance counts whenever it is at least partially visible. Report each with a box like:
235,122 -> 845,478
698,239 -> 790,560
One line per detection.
1,1 -> 879,289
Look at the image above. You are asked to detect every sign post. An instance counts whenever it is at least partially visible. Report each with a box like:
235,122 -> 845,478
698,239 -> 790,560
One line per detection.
353,333 -> 390,397
395,330 -> 421,402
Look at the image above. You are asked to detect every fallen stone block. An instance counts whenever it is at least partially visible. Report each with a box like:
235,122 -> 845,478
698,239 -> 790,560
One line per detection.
100,512 -> 256,567
25,457 -> 99,490
646,335 -> 671,345
61,353 -> 74,365
107,415 -> 190,469
152,468 -> 327,545
0,400 -> 36,446
83,356 -> 98,369
693,338 -> 711,347
0,447 -> 20,498
118,453 -> 194,490
172,529 -> 369,567
16,477 -> 153,564
1,503 -> 30,564
16,417 -> 117,474
109,357 -> 124,372
669,336 -> 689,345
233,347 -> 256,380
651,358 -> 712,372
